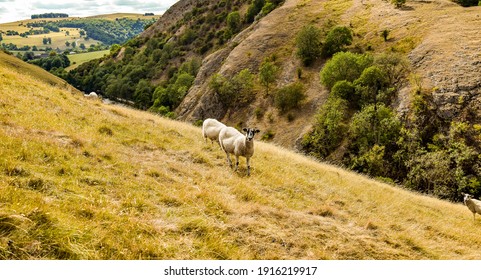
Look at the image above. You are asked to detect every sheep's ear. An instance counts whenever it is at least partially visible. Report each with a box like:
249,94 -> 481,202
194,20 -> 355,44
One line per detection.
255,129 -> 260,133
243,128 -> 248,132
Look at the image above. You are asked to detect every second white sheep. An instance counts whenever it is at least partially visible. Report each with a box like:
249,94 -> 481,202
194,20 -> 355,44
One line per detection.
202,118 -> 226,145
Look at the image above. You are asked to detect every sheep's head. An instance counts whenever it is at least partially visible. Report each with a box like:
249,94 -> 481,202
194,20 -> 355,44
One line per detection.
243,128 -> 260,142
463,193 -> 473,203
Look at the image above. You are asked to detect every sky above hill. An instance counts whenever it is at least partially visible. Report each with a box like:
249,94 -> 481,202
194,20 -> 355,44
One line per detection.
0,0 -> 179,23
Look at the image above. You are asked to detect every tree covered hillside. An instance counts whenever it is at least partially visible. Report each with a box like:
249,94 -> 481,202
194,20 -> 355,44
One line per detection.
66,0 -> 284,113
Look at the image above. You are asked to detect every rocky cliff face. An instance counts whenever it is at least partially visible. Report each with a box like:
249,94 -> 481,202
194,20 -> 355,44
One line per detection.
408,6 -> 481,121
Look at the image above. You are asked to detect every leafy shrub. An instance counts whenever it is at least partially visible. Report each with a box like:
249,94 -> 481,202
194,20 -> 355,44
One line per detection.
374,52 -> 410,85
331,80 -> 356,103
353,65 -> 390,106
381,29 -> 390,42
245,0 -> 265,23
348,104 -> 401,151
262,130 -> 275,141
302,97 -> 349,158
321,26 -> 353,58
209,69 -> 255,107
347,104 -> 401,177
258,59 -> 279,95
320,51 -> 373,89
227,11 -> 241,33
274,82 -> 306,112
295,25 -> 322,66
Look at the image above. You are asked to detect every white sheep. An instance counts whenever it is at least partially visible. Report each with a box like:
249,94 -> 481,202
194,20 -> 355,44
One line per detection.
463,193 -> 481,222
84,92 -> 99,99
218,126 -> 260,176
202,118 -> 226,145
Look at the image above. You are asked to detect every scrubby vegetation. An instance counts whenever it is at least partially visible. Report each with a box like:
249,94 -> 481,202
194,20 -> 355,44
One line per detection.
302,46 -> 481,201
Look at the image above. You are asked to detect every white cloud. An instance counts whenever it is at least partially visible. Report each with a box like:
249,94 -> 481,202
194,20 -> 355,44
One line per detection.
0,0 -> 178,23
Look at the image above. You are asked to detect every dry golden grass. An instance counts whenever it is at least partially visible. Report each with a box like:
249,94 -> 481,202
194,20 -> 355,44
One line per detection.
1,52 -> 481,260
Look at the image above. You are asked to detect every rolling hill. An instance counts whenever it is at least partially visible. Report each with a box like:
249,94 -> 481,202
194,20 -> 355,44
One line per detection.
0,13 -> 158,52
1,50 -> 481,259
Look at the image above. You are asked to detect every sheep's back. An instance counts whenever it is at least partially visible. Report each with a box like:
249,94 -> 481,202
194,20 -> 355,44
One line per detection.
203,119 -> 226,139
219,127 -> 243,153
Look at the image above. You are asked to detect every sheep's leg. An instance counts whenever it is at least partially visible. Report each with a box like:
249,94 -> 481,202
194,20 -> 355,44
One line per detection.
225,152 -> 232,168
235,155 -> 239,171
474,212 -> 476,222
246,157 -> 251,176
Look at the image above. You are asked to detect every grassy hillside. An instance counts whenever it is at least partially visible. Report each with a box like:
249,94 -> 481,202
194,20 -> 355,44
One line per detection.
0,51 -> 78,90
66,50 -> 110,71
2,54 -> 481,260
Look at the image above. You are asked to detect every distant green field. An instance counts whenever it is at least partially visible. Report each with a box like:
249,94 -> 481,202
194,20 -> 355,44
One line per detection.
0,13 -> 158,51
66,50 -> 110,71
1,28 -> 103,50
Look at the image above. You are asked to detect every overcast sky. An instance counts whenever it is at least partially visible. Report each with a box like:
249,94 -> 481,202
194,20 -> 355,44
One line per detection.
0,0 -> 179,23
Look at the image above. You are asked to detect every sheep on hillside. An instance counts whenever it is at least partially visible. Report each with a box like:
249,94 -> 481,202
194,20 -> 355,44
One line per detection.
218,126 -> 260,176
463,193 -> 481,222
84,92 -> 99,99
202,118 -> 226,145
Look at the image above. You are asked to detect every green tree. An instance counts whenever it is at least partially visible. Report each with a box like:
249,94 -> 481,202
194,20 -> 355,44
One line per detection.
381,29 -> 390,42
274,82 -> 306,112
302,97 -> 349,158
348,104 -> 400,152
348,104 -> 401,177
209,69 -> 254,107
295,24 -> 322,66
180,28 -> 196,45
330,80 -> 356,103
261,1 -> 276,15
320,51 -> 373,89
353,65 -> 390,106
231,69 -> 255,105
245,0 -> 265,23
321,26 -> 353,58
227,11 -> 241,33
134,79 -> 153,109
258,60 -> 279,96
374,52 -> 410,85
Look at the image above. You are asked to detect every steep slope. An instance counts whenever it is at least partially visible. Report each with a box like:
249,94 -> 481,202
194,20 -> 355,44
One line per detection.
0,51 -> 79,91
177,0 -> 333,147
177,0 -> 481,147
2,53 -> 481,259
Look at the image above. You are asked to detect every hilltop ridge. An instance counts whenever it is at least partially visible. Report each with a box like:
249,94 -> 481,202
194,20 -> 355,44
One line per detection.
2,51 -> 481,259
